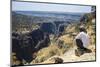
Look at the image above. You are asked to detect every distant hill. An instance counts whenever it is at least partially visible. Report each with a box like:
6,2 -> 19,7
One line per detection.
12,11 -> 84,23
12,11 -> 84,31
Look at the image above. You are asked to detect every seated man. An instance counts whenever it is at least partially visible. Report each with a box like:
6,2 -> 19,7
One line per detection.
75,26 -> 92,57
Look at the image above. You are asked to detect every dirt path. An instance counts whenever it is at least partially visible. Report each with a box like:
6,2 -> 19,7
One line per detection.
61,46 -> 95,62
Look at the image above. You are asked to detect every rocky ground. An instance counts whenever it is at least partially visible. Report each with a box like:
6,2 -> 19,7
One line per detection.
33,44 -> 95,64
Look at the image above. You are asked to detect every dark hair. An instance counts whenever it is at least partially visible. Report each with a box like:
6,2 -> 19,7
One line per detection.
79,28 -> 87,33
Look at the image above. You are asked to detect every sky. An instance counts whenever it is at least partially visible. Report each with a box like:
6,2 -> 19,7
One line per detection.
12,1 -> 92,13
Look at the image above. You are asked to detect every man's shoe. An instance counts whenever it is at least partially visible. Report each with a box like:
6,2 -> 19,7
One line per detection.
85,49 -> 92,53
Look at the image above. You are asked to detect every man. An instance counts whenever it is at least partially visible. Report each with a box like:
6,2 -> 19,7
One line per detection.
75,26 -> 92,57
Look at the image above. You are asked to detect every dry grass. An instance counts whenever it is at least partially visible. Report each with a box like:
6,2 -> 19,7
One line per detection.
58,35 -> 73,45
11,53 -> 22,65
30,24 -> 77,64
30,34 -> 74,64
31,44 -> 63,63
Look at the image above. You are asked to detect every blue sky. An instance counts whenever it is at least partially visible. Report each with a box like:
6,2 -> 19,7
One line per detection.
12,1 -> 92,13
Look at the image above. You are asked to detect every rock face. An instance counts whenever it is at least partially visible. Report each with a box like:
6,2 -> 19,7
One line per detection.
37,56 -> 64,64
12,29 -> 50,65
52,57 -> 63,64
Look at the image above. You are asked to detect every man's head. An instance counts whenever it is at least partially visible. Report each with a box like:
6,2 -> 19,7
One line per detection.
79,26 -> 87,33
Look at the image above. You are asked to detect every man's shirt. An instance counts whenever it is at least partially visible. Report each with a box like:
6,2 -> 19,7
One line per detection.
75,32 -> 90,47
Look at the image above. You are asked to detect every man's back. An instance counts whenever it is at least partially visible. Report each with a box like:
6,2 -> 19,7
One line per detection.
75,32 -> 90,47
